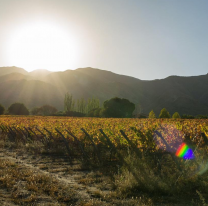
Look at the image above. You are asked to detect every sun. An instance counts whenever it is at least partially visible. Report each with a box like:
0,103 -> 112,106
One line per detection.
5,21 -> 80,71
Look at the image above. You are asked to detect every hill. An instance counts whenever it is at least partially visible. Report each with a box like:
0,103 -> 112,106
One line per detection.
0,66 -> 28,76
0,66 -> 208,116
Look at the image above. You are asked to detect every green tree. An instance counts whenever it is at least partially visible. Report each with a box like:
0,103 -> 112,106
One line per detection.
102,97 -> 135,118
0,104 -> 5,115
86,97 -> 100,114
87,98 -> 92,113
8,103 -> 29,115
159,108 -> 170,118
88,108 -> 102,117
149,110 -> 156,118
71,100 -> 75,112
94,108 -> 102,117
99,108 -> 105,117
64,92 -> 73,112
172,112 -> 181,119
80,98 -> 86,113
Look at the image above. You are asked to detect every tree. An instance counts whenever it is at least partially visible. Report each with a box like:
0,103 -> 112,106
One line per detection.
88,108 -> 102,117
31,107 -> 40,115
87,98 -> 92,113
38,105 -> 58,116
64,92 -> 73,112
172,112 -> 181,119
94,108 -> 102,117
159,108 -> 170,118
0,104 -> 5,115
149,110 -> 156,118
195,114 -> 207,119
181,114 -> 195,119
86,97 -> 100,114
102,97 -> 135,118
80,98 -> 86,113
8,103 -> 29,115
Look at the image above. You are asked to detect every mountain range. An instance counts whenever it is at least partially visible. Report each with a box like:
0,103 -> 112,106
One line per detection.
0,66 -> 208,116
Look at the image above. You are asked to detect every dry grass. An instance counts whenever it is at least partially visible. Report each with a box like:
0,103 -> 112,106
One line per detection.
0,159 -> 77,205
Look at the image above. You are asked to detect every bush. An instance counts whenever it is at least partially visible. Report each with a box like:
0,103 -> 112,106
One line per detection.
172,112 -> 180,119
8,103 -> 29,115
0,104 -> 5,115
159,108 -> 170,118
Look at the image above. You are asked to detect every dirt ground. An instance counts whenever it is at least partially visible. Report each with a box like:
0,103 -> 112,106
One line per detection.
0,146 -> 112,205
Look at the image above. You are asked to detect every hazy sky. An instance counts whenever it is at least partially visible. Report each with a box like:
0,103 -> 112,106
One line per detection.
0,0 -> 208,80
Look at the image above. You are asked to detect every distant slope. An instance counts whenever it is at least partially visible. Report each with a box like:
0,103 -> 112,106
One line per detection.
0,79 -> 63,110
29,69 -> 52,80
0,67 -> 28,76
0,73 -> 34,83
1,66 -> 208,116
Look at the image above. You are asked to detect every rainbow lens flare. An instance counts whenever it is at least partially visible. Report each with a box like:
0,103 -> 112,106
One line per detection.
175,143 -> 194,159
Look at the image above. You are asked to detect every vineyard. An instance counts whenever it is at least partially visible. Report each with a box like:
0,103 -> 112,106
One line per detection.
0,116 -> 208,205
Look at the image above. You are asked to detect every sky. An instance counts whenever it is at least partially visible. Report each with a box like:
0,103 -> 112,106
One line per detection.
0,0 -> 208,80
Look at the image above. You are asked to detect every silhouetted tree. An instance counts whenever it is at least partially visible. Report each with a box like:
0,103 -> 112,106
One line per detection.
8,103 -> 29,115
30,107 -> 40,115
149,110 -> 156,118
195,114 -> 207,119
159,108 -> 170,118
0,104 -> 5,115
181,114 -> 195,119
38,105 -> 58,116
102,97 -> 135,118
172,112 -> 181,119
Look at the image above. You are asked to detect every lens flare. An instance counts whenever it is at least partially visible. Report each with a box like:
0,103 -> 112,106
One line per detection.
175,143 -> 194,159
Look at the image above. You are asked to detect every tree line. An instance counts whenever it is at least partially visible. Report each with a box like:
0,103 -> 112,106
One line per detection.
0,95 -> 135,118
149,108 -> 208,119
0,94 -> 207,119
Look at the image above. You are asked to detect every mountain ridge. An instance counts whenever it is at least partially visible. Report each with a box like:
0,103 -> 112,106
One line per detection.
0,66 -> 208,116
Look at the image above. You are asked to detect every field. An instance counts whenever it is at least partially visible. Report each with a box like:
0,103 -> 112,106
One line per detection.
0,116 -> 208,205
